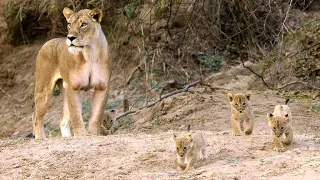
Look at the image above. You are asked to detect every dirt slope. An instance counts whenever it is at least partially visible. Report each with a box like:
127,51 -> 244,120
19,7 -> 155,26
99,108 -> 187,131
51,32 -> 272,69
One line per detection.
0,86 -> 320,179
0,44 -> 319,179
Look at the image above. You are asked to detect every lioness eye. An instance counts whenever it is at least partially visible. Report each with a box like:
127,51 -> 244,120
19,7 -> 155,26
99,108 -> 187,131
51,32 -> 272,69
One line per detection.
183,147 -> 187,150
80,23 -> 87,28
243,103 -> 246,106
235,103 -> 238,106
280,127 -> 284,130
273,127 -> 276,130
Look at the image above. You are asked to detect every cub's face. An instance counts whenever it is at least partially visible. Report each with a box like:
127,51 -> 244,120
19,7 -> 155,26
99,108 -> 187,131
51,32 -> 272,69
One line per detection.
227,92 -> 251,114
62,7 -> 103,54
267,113 -> 289,137
173,134 -> 193,157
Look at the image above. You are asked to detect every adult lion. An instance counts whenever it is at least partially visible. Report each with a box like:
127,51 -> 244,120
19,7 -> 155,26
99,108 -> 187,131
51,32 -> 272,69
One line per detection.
33,7 -> 111,139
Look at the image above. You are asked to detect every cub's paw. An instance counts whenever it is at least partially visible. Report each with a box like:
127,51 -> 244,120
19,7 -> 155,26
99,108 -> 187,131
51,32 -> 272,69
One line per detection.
182,166 -> 195,173
232,131 -> 243,136
199,153 -> 208,160
273,147 -> 284,152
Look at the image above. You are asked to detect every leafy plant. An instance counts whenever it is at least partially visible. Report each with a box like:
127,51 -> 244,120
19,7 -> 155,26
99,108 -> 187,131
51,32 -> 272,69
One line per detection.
123,0 -> 138,19
194,52 -> 223,72
312,104 -> 320,112
151,118 -> 160,126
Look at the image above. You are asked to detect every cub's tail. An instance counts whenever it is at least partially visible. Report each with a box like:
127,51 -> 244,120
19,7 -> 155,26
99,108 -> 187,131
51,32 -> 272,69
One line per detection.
285,99 -> 290,105
187,124 -> 191,132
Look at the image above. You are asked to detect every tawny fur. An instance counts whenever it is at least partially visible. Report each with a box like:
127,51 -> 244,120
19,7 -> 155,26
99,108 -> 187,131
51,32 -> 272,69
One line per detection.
173,132 -> 207,172
33,7 -> 111,139
267,105 -> 293,152
227,92 -> 254,136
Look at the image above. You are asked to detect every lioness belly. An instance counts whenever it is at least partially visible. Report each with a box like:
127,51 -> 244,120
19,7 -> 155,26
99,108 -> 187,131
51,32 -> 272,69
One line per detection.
69,63 -> 107,90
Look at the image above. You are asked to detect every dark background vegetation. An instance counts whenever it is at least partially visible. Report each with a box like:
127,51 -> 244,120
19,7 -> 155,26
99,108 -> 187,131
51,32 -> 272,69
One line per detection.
1,0 -> 319,90
0,0 -> 319,137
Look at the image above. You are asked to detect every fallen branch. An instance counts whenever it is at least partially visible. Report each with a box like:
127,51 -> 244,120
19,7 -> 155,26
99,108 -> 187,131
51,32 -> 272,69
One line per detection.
125,64 -> 142,85
240,60 -> 272,90
115,80 -> 202,121
276,81 -> 320,90
0,88 -> 11,97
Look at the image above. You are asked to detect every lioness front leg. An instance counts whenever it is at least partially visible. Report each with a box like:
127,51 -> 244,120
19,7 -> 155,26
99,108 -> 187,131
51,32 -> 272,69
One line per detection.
66,86 -> 86,136
34,92 -> 52,139
89,88 -> 108,135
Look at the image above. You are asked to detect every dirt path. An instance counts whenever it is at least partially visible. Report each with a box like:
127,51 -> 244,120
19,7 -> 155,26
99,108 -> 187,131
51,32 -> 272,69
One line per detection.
0,131 -> 319,179
0,88 -> 320,179
0,46 -> 319,179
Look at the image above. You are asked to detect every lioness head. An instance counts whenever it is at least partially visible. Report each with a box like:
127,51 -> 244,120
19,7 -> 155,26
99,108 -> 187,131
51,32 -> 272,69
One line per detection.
173,134 -> 193,157
63,7 -> 103,54
267,113 -> 289,137
227,92 -> 251,114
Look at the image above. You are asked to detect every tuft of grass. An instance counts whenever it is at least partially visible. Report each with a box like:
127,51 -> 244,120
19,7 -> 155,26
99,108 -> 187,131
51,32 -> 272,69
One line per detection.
151,118 -> 160,126
194,51 -> 223,72
312,104 -> 320,113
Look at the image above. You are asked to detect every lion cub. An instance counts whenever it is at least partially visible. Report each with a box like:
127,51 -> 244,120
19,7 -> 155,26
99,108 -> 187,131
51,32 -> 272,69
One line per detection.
173,132 -> 207,172
267,104 -> 293,152
227,92 -> 254,136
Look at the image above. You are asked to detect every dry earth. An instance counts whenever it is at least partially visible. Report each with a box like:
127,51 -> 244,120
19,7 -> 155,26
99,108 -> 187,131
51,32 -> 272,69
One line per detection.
0,45 -> 320,179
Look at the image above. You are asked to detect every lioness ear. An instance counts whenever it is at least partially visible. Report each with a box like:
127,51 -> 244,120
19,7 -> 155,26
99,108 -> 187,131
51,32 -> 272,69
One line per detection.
90,8 -> 103,23
267,113 -> 273,120
227,93 -> 234,102
245,92 -> 251,101
63,7 -> 73,20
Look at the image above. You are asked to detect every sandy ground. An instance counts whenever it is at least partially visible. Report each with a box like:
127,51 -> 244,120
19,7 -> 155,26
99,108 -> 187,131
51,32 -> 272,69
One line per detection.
0,88 -> 320,179
0,131 -> 319,179
0,45 -> 319,179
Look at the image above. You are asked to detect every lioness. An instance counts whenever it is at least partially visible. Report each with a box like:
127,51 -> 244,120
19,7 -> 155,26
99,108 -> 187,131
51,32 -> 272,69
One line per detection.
173,132 -> 207,172
227,92 -> 254,136
33,7 -> 111,139
267,104 -> 293,152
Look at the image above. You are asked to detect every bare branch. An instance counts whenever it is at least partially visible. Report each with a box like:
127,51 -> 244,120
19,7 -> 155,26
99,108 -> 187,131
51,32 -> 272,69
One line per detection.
276,81 -> 320,90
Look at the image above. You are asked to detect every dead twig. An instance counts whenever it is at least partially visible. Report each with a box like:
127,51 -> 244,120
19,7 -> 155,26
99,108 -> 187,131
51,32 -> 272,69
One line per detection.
240,60 -> 272,90
0,88 -> 11,97
126,64 -> 142,85
115,80 -> 201,121
289,42 -> 320,58
114,80 -> 228,121
276,81 -> 320,90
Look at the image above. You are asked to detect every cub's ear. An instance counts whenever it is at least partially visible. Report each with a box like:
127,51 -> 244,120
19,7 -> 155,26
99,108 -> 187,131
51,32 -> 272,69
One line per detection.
173,134 -> 177,140
63,7 -> 73,20
284,114 -> 289,122
245,92 -> 251,101
90,8 -> 103,23
267,113 -> 273,120
227,93 -> 234,102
